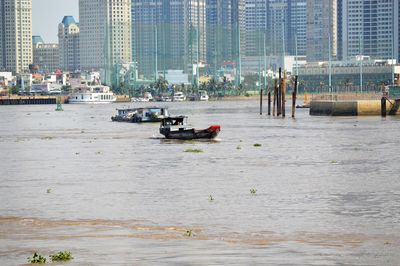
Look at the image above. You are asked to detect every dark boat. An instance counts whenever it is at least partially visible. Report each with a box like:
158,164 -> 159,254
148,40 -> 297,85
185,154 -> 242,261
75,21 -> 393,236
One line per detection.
111,107 -> 169,123
159,116 -> 221,140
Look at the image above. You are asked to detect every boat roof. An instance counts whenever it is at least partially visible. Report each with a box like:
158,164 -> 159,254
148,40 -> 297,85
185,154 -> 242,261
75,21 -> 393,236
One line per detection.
116,106 -> 167,111
161,116 -> 187,122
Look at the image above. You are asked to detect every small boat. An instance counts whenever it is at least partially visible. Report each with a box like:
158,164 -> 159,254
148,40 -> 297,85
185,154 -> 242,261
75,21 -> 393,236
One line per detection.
111,107 -> 169,123
199,90 -> 209,101
159,116 -> 221,140
173,91 -> 186,102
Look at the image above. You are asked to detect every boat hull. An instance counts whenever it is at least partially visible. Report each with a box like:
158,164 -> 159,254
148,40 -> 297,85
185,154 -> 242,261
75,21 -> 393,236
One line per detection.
161,125 -> 220,140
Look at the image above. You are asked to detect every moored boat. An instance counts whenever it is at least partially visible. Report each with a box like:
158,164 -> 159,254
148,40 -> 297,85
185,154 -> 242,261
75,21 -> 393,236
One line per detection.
112,107 -> 169,123
69,85 -> 116,104
173,92 -> 186,102
159,116 -> 220,140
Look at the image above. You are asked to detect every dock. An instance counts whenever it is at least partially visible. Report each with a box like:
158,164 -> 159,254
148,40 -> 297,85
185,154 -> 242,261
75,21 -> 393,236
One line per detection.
310,99 -> 400,116
0,96 -> 69,105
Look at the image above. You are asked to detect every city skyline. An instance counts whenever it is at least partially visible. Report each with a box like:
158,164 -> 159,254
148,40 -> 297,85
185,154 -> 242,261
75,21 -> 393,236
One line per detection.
32,0 -> 79,43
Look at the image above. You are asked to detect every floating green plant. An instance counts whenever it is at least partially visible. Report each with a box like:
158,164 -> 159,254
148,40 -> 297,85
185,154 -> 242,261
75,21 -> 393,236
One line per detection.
185,230 -> 193,237
50,251 -> 73,262
209,195 -> 214,201
27,252 -> 46,264
236,145 -> 242,150
46,189 -> 51,194
250,188 -> 257,195
253,143 -> 262,147
184,148 -> 203,153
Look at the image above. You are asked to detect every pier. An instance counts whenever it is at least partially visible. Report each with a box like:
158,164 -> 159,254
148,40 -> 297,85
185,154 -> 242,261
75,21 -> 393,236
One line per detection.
0,96 -> 69,105
310,99 -> 400,116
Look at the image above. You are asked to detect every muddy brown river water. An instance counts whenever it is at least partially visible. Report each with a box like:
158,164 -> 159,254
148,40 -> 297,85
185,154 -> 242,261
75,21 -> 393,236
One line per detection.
0,100 -> 399,265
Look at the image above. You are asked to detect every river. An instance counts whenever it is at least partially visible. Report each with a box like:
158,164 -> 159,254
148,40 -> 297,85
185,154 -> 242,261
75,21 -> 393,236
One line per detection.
0,101 -> 399,265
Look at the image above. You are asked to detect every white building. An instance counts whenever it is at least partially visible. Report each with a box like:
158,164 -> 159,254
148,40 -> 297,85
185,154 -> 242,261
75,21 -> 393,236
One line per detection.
79,0 -> 132,81
0,0 -> 32,74
58,16 -> 80,72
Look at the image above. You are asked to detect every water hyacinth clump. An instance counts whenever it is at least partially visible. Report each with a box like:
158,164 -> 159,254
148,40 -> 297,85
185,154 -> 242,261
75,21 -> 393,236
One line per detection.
184,148 -> 203,153
27,252 -> 47,264
50,251 -> 73,262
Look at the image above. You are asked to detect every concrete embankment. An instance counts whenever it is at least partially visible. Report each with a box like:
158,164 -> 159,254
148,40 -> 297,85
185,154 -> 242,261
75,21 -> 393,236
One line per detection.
310,99 -> 400,116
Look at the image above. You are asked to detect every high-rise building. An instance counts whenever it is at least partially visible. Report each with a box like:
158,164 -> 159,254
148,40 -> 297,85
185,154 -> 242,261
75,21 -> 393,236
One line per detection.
341,0 -> 399,61
242,0 -> 267,57
336,0 -> 343,60
79,0 -> 132,75
205,0 -> 234,71
58,16 -> 80,72
287,0 -> 307,56
306,0 -> 337,61
131,0 -> 187,79
131,0 -> 164,79
184,0 -> 207,75
32,36 -> 59,73
166,0 -> 186,72
0,0 -> 32,74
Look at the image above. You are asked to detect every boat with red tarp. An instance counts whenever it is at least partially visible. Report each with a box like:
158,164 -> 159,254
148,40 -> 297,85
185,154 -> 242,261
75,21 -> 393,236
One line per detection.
159,116 -> 221,140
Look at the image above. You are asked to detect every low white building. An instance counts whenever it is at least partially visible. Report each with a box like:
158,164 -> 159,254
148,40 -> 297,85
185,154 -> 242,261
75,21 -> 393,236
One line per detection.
164,70 -> 189,85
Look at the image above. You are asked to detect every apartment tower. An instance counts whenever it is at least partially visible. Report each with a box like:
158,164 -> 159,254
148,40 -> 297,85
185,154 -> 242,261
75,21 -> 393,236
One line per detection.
0,0 -> 32,74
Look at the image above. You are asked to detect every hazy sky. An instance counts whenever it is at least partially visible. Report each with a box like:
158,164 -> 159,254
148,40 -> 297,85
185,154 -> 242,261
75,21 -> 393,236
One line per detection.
32,0 -> 79,43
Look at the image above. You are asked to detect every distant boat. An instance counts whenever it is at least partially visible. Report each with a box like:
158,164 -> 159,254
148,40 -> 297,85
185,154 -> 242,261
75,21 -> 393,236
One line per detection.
199,90 -> 209,101
69,85 -> 116,104
111,107 -> 169,123
159,116 -> 220,140
173,91 -> 186,102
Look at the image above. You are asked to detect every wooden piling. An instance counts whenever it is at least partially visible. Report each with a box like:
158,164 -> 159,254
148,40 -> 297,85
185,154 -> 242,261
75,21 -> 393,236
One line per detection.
273,80 -> 277,116
259,89 -> 263,115
381,97 -> 387,117
268,91 -> 271,116
292,75 -> 298,118
281,71 -> 286,117
277,68 -> 282,116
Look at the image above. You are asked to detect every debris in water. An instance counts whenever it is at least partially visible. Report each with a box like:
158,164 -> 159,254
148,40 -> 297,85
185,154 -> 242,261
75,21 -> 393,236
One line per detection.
184,148 -> 203,153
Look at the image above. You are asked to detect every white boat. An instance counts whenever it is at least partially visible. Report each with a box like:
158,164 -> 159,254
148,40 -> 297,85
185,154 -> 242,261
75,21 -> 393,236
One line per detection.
199,90 -> 209,101
69,85 -> 116,104
173,91 -> 186,102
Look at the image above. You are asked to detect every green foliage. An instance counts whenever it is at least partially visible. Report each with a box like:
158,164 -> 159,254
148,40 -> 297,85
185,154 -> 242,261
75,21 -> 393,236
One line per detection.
185,230 -> 193,237
236,145 -> 242,150
209,195 -> 214,201
8,86 -> 19,95
27,252 -> 47,264
50,251 -> 73,262
250,188 -> 257,195
184,148 -> 203,153
253,143 -> 262,147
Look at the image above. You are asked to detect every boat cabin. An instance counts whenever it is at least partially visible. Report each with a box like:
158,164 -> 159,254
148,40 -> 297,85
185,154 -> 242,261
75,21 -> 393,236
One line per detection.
161,116 -> 187,127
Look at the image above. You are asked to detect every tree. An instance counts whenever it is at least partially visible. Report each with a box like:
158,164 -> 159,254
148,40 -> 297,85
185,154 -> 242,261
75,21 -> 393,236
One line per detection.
8,86 -> 19,95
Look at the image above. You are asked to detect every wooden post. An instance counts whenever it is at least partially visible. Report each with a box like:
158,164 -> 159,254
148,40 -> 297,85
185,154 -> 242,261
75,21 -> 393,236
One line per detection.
292,75 -> 298,118
381,97 -> 387,117
277,68 -> 282,116
281,71 -> 286,117
259,89 -> 263,115
268,91 -> 271,116
273,80 -> 277,116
